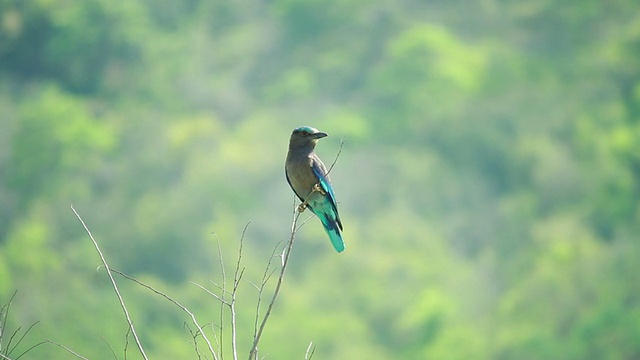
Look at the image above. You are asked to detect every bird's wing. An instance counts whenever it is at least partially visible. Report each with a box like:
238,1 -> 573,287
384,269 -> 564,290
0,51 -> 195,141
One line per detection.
285,167 -> 305,202
310,155 -> 343,230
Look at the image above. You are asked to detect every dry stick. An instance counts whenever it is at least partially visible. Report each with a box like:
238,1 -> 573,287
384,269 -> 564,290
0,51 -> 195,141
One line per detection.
231,223 -> 250,360
70,205 -> 148,360
123,326 -> 130,359
0,290 -> 18,354
99,334 -> 119,360
187,285 -> 227,357
251,245 -> 280,344
248,208 -> 301,360
44,340 -> 90,360
7,321 -> 40,359
109,269 -> 219,360
325,138 -> 345,177
184,323 -> 204,360
215,234 -> 227,359
304,341 -> 316,360
190,282 -> 229,305
193,225 -> 249,360
1,292 -> 28,358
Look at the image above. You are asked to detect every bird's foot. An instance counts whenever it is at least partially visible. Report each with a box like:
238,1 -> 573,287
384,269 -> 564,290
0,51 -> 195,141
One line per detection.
298,184 -> 325,213
312,183 -> 326,196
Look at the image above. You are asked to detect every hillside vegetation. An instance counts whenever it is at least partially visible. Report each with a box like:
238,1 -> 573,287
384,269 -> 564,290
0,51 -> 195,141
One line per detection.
1,0 -> 639,358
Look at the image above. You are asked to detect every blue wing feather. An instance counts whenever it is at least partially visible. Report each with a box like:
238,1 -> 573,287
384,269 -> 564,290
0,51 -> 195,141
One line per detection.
310,159 -> 342,230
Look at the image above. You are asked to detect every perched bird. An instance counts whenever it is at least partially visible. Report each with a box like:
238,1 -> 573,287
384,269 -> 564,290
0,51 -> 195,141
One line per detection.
285,126 -> 345,252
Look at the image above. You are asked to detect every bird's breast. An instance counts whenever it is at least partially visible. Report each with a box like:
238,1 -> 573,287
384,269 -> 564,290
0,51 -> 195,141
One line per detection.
286,155 -> 317,198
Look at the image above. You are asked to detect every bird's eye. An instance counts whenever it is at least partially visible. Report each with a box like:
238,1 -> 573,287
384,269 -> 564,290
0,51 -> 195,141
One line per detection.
301,132 -> 309,136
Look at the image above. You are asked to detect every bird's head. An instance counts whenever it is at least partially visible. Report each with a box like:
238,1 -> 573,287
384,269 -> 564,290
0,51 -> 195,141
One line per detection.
289,126 -> 328,148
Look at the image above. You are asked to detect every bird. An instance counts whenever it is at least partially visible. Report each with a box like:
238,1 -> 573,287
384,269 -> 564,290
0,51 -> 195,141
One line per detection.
285,126 -> 345,252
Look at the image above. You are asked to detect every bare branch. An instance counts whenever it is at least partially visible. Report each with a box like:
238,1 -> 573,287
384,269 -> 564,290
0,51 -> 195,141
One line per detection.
296,214 -> 316,233
7,321 -> 39,358
304,341 -> 316,360
11,339 -> 44,360
124,320 -> 130,359
71,205 -> 148,360
252,244 -> 281,343
214,233 -> 226,359
99,335 -> 118,360
248,206 -> 302,360
190,282 -> 230,306
325,138 -> 345,177
0,290 -> 18,354
109,269 -> 219,360
231,223 -> 250,360
5,325 -> 20,355
184,323 -> 204,360
44,340 -> 89,360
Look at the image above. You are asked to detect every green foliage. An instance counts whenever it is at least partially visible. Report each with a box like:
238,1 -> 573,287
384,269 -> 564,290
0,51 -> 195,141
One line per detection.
1,0 -> 639,358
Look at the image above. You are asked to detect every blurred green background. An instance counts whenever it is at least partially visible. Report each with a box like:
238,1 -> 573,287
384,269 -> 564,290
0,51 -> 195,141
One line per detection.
1,0 -> 640,358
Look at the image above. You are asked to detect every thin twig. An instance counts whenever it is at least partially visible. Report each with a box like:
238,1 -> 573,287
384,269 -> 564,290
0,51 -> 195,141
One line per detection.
12,339 -> 44,360
215,233 -> 226,359
0,290 -> 18,354
296,214 -> 316,233
231,223 -> 250,360
71,205 -> 148,360
325,138 -> 345,177
109,269 -> 218,360
184,323 -> 204,360
304,341 -> 316,360
248,207 -> 301,360
1,292 -> 18,355
44,340 -> 89,360
124,317 -> 130,359
190,282 -> 229,305
5,325 -> 20,355
99,335 -> 118,360
252,244 -> 281,343
7,321 -> 39,358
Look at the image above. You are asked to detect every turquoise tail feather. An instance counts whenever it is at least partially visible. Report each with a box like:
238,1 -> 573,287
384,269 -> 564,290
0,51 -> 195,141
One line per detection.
319,213 -> 345,253
308,202 -> 345,253
325,225 -> 345,252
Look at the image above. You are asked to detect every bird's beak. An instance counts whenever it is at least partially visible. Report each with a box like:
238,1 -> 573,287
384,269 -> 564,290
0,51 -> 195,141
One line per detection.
313,131 -> 328,139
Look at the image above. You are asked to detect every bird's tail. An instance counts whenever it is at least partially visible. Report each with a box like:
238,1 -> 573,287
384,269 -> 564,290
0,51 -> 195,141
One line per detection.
320,216 -> 345,253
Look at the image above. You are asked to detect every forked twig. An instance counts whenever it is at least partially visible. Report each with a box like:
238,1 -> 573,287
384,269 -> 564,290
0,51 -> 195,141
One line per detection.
212,232 -> 227,358
231,223 -> 250,360
251,244 -> 281,344
109,269 -> 218,360
193,223 -> 251,360
6,321 -> 40,358
184,323 -> 204,360
248,206 -> 302,359
71,205 -> 148,360
0,291 -> 16,352
0,291 -> 16,355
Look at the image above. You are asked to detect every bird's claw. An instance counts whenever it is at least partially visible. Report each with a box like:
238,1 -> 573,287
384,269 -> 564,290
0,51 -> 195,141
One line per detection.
298,183 -> 325,213
312,183 -> 326,196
